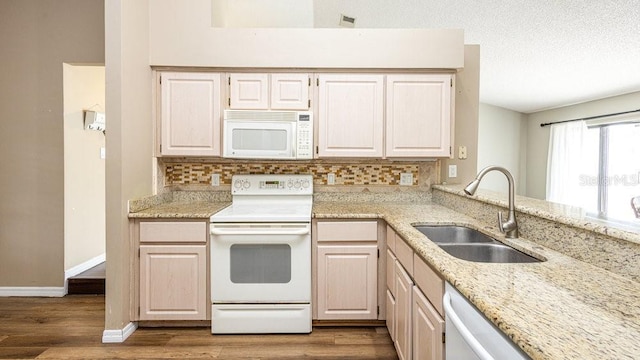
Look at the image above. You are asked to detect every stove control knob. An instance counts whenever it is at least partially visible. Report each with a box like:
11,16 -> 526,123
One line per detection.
302,179 -> 310,188
243,181 -> 251,189
294,180 -> 301,189
234,180 -> 243,190
287,179 -> 294,188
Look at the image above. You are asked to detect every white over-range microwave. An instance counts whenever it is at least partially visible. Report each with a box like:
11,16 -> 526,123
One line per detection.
223,110 -> 313,160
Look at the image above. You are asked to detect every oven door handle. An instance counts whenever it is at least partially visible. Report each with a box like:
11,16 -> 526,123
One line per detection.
210,224 -> 310,236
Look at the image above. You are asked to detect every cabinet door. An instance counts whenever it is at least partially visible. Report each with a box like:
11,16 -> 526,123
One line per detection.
394,261 -> 414,360
317,74 -> 384,157
316,244 -> 378,320
386,289 -> 396,342
386,74 -> 452,157
270,73 -> 310,110
139,245 -> 207,320
413,286 -> 445,360
229,73 -> 269,109
160,72 -> 222,156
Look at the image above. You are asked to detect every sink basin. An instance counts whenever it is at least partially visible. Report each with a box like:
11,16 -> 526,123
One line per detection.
413,225 -> 499,244
413,225 -> 542,263
438,243 -> 540,263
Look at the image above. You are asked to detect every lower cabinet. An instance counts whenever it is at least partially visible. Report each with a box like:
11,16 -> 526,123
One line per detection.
316,244 -> 378,320
314,220 -> 381,320
139,245 -> 207,320
135,220 -> 209,321
386,225 -> 445,360
412,286 -> 445,360
394,261 -> 414,360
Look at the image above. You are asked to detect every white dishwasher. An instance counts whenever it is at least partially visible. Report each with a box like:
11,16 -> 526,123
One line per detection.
444,283 -> 530,360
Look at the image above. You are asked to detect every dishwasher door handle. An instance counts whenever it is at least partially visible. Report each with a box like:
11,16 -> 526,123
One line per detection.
443,292 -> 495,360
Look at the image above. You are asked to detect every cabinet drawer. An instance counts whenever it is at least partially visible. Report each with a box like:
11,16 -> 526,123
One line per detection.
140,221 -> 207,243
317,221 -> 378,242
413,254 -> 444,316
386,225 -> 396,252
395,237 -> 414,277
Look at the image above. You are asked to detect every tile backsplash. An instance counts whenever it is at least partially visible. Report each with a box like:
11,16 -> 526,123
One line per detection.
159,158 -> 440,193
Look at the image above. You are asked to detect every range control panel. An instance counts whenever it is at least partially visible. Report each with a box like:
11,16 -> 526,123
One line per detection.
231,174 -> 313,195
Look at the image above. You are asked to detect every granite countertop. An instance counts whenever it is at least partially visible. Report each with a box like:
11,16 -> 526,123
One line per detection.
314,201 -> 640,360
128,200 -> 230,218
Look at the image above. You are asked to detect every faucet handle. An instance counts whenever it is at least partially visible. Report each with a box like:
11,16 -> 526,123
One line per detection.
498,211 -> 505,233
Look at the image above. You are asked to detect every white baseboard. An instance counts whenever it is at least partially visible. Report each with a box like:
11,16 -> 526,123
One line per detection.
65,253 -> 106,279
0,287 -> 65,297
64,253 -> 106,295
102,322 -> 137,343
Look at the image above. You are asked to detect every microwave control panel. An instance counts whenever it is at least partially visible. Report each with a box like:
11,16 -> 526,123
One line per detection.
296,112 -> 313,159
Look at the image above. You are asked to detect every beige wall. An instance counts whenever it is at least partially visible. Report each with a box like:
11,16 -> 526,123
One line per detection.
0,0 -> 104,287
477,103 -> 527,195
526,91 -> 640,199
105,0 -> 152,331
440,45 -> 480,186
63,64 -> 106,270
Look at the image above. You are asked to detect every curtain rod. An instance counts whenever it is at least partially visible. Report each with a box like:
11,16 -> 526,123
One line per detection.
539,108 -> 640,127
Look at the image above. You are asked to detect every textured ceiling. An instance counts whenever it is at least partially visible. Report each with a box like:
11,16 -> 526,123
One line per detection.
313,0 -> 640,113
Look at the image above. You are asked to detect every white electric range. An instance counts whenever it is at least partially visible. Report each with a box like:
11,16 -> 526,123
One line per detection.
210,174 -> 313,334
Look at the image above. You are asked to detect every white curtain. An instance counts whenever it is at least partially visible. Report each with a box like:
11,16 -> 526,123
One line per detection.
546,120 -> 593,208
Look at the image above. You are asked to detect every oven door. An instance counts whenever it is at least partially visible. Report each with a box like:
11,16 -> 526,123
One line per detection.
210,222 -> 311,303
223,120 -> 296,159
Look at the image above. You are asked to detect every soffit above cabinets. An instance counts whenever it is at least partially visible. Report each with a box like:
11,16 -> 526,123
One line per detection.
149,28 -> 464,70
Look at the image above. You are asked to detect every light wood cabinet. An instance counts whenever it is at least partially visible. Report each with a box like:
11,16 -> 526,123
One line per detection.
229,73 -> 310,110
136,220 -> 208,321
316,244 -> 378,320
314,220 -> 379,320
317,74 -> 384,157
386,225 -> 445,360
139,245 -> 207,320
159,72 -> 222,156
395,261 -> 414,360
412,286 -> 445,360
386,74 -> 453,158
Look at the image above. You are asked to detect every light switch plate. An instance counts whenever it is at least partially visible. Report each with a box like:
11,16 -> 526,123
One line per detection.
449,165 -> 458,178
458,146 -> 467,159
400,173 -> 413,186
211,174 -> 220,186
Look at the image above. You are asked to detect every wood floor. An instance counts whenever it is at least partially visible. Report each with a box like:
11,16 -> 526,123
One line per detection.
0,295 -> 398,359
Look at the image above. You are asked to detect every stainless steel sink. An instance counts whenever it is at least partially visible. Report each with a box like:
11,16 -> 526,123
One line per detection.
413,225 -> 542,263
438,243 -> 540,263
413,225 -> 499,244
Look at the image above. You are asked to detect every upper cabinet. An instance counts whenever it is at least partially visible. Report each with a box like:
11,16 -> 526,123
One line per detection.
386,74 -> 453,158
317,74 -> 385,158
159,72 -> 222,156
156,71 -> 455,159
228,73 -> 310,110
317,73 -> 453,159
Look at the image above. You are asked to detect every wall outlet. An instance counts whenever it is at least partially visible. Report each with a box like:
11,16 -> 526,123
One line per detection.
448,165 -> 458,178
400,173 -> 413,186
211,173 -> 220,186
327,173 -> 336,185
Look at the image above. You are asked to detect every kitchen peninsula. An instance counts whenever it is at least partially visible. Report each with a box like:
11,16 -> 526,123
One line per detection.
129,186 -> 640,360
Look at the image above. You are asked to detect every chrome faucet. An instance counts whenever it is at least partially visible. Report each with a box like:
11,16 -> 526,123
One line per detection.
464,166 -> 519,238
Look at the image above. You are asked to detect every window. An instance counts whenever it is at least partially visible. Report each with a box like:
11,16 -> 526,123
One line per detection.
547,121 -> 640,224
